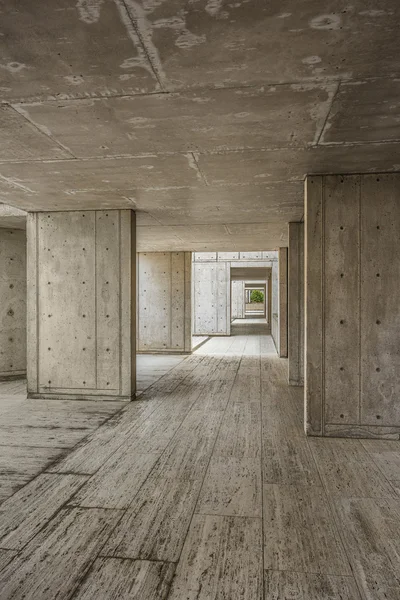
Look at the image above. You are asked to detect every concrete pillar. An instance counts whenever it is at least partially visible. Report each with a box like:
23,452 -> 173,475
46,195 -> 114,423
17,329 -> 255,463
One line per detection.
27,210 -> 136,401
137,252 -> 191,353
288,223 -> 304,385
271,259 -> 279,347
0,228 -> 26,380
305,174 -> 400,439
193,261 -> 231,335
278,247 -> 288,358
231,280 -> 245,319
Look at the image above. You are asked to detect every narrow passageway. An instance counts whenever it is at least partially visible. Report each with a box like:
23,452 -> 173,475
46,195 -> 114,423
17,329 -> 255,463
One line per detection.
0,326 -> 399,598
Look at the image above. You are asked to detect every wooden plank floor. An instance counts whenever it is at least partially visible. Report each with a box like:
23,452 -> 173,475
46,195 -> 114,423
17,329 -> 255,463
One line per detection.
0,327 -> 399,599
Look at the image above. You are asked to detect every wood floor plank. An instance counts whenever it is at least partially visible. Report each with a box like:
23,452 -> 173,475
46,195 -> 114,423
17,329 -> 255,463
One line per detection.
309,438 -> 397,498
0,446 -> 65,503
213,402 -> 261,459
262,436 -> 321,486
334,497 -> 400,600
196,456 -> 262,517
0,549 -> 17,573
264,571 -> 362,599
360,439 -> 400,481
48,400 -> 162,474
168,514 -> 263,600
0,426 -> 92,449
0,507 -> 122,600
103,473 -> 203,562
0,473 -> 88,550
73,557 -> 175,599
71,449 -> 160,509
263,484 -> 351,576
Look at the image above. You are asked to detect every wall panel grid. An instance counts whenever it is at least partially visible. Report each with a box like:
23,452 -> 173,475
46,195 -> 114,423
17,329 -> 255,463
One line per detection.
305,174 -> 400,439
27,210 -> 135,400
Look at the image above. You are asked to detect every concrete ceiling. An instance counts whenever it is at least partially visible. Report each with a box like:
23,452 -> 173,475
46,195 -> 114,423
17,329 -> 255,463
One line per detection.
0,0 -> 399,251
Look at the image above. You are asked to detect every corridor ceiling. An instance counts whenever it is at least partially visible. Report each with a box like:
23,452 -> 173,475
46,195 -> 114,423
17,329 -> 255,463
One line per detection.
0,0 -> 399,250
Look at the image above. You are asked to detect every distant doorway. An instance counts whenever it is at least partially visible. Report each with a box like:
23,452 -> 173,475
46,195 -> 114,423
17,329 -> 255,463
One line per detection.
244,284 -> 266,319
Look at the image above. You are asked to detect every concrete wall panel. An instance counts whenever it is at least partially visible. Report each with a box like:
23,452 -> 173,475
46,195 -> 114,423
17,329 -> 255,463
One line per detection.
27,210 -> 136,400
360,175 -> 400,426
231,280 -> 245,319
288,223 -> 304,386
324,176 -> 360,424
0,229 -> 26,379
278,247 -> 288,358
137,252 -> 191,353
193,262 -> 230,335
305,174 -> 400,438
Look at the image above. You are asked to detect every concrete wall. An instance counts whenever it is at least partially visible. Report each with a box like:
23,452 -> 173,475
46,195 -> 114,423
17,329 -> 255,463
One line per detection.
288,223 -> 304,385
231,280 -> 245,319
271,259 -> 279,348
0,229 -> 26,379
278,247 -> 288,358
27,210 -> 136,400
193,261 -> 231,335
137,252 -> 191,353
305,174 -> 400,439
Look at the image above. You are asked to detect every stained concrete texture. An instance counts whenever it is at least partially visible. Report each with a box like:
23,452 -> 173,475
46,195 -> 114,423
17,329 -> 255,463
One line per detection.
0,2 -> 399,250
0,229 -> 26,380
305,173 -> 400,439
137,252 -> 191,353
27,210 -> 136,401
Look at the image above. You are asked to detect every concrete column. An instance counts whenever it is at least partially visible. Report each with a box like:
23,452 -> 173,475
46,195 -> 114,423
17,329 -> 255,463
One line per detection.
231,280 -> 245,319
271,259 -> 279,347
305,174 -> 400,439
288,223 -> 304,385
193,260 -> 231,335
0,228 -> 26,380
137,252 -> 191,353
27,210 -> 136,401
278,247 -> 288,358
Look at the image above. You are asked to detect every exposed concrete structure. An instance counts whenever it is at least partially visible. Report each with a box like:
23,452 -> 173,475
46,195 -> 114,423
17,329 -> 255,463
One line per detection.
288,223 -> 304,385
137,252 -> 191,353
0,228 -> 26,380
192,252 -> 275,336
305,174 -> 400,438
1,3 -> 400,252
27,210 -> 136,401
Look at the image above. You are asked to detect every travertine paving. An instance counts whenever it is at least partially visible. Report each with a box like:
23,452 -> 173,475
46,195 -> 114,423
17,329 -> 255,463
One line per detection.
0,325 -> 399,599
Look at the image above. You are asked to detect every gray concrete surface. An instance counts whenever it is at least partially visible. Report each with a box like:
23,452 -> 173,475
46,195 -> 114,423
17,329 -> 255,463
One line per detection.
288,223 -> 304,385
27,210 -> 136,401
278,248 -> 288,359
0,229 -> 26,380
137,252 -> 191,353
0,2 -> 399,250
305,173 -> 400,439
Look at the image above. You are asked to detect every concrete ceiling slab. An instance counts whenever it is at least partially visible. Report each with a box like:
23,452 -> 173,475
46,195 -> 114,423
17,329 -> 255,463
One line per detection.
0,0 -> 160,103
0,0 -> 399,250
122,0 -> 400,89
11,83 -> 335,156
320,79 -> 400,144
0,105 -> 72,161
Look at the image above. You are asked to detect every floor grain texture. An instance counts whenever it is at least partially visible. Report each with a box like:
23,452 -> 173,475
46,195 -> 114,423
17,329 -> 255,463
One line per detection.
0,328 -> 399,599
